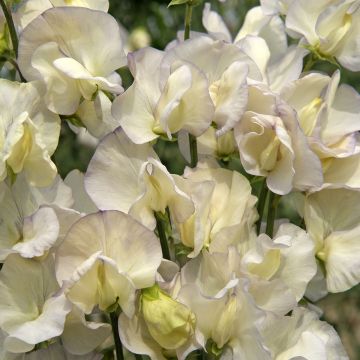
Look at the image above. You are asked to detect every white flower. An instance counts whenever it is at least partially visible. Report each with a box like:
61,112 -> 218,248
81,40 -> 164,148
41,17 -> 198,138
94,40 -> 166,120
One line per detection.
303,188 -> 360,292
163,36 -> 260,136
0,255 -> 71,353
112,46 -> 214,144
286,0 -> 360,71
0,174 -> 74,261
173,163 -> 258,257
262,307 -> 349,359
235,88 -> 323,194
14,0 -> 109,32
55,211 -> 162,317
0,80 -> 60,186
85,129 -> 194,230
18,7 -> 126,115
245,223 -> 317,301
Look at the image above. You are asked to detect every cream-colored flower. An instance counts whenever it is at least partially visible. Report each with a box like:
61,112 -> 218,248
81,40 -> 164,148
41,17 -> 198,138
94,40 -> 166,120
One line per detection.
0,255 -> 71,353
281,70 -> 360,189
14,0 -> 109,32
245,223 -> 317,301
173,163 -> 258,257
85,129 -> 194,230
112,46 -> 214,144
262,307 -> 348,359
179,249 -> 271,359
163,36 -> 261,137
55,211 -> 162,317
235,87 -> 323,194
0,80 -> 60,186
0,173 -> 74,261
286,0 -> 360,71
18,7 -> 126,115
303,188 -> 360,292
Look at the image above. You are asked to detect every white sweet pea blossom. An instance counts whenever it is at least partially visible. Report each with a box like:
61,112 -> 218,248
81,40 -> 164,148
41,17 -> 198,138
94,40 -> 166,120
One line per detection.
163,36 -> 262,137
281,70 -> 360,189
0,174 -> 74,261
14,0 -> 109,32
286,0 -> 360,71
303,188 -> 360,293
173,163 -> 258,257
55,211 -> 162,317
0,80 -> 60,186
112,46 -> 214,144
85,129 -> 194,230
179,249 -> 271,359
18,7 -> 126,115
235,86 -> 323,194
262,307 -> 348,359
244,223 -> 317,301
0,255 -> 71,353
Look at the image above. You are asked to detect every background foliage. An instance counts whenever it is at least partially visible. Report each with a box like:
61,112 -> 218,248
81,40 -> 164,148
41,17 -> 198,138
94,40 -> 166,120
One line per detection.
52,1 -> 360,357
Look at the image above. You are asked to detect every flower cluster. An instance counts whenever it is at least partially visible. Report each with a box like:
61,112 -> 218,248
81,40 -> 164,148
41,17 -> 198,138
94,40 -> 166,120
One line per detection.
0,0 -> 358,359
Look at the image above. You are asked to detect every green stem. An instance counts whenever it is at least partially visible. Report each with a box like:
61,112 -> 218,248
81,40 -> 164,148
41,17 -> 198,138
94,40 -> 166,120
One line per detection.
184,3 -> 193,41
134,355 -> 143,360
265,191 -> 280,238
256,178 -> 268,235
155,212 -> 171,260
189,133 -> 198,168
109,311 -> 124,360
0,0 -> 18,57
303,54 -> 316,72
184,3 -> 198,168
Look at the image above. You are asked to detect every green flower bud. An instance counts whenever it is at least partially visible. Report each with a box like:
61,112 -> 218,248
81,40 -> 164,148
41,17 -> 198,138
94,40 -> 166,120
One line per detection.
141,285 -> 196,350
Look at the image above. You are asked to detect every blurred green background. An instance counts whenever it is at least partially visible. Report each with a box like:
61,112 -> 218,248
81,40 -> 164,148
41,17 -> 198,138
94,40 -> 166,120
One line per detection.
52,1 -> 360,358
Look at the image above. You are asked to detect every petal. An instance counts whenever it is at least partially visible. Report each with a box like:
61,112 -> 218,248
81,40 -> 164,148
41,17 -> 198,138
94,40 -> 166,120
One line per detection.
12,207 -> 59,258
85,129 -> 158,213
202,3 -> 232,42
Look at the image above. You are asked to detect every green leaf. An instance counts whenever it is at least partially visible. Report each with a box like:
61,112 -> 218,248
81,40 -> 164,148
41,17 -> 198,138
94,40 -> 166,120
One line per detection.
168,0 -> 188,7
168,0 -> 202,6
168,0 -> 189,7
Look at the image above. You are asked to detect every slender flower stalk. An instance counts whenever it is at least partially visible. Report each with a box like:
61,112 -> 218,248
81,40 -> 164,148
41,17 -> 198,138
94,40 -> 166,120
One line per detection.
0,0 -> 18,56
0,0 -> 26,81
256,178 -> 268,235
184,2 -> 198,168
265,191 -> 280,237
155,212 -> 171,260
110,311 -> 124,360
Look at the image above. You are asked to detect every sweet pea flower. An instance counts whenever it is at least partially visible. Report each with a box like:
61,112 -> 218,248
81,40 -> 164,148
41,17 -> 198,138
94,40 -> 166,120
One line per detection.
55,210 -> 162,317
244,223 -> 317,302
0,173 -> 75,261
286,0 -> 360,71
0,80 -> 60,186
281,70 -> 360,189
112,46 -> 214,144
173,163 -> 258,257
179,249 -> 271,359
85,129 -> 194,230
14,0 -> 109,32
262,307 -> 348,359
303,188 -> 360,292
18,7 -> 126,115
0,255 -> 71,353
235,86 -> 323,195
